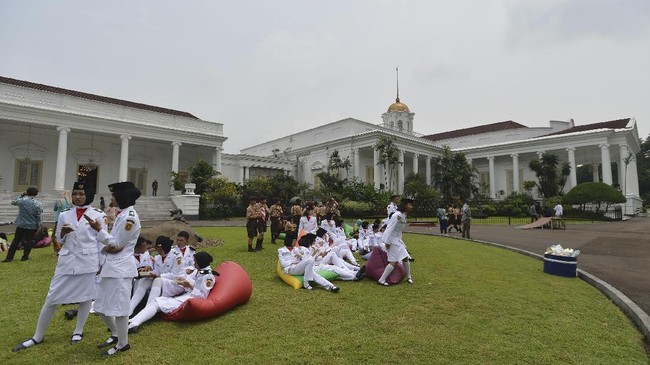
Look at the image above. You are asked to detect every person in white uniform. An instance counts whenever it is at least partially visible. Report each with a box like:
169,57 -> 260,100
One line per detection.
128,237 -> 154,316
378,198 -> 414,286
86,181 -> 141,356
386,195 -> 399,219
127,251 -> 217,333
298,207 -> 318,234
278,234 -> 339,292
13,182 -> 105,352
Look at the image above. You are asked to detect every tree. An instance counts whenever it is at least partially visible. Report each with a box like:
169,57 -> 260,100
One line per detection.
188,159 -> 216,195
374,136 -> 400,191
637,134 -> 650,204
403,172 -> 440,218
528,153 -> 570,198
241,176 -> 272,204
268,174 -> 309,205
326,149 -> 351,178
430,146 -> 476,201
522,180 -> 537,196
200,177 -> 240,219
562,182 -> 626,213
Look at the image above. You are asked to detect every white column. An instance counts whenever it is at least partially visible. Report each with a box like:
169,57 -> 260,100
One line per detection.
564,147 -> 576,190
511,153 -> 519,193
425,155 -> 431,185
54,126 -> 70,191
213,146 -> 223,174
373,148 -> 381,189
619,145 -> 628,189
600,143 -> 612,185
119,134 -> 131,182
244,166 -> 249,181
488,156 -> 495,198
353,148 -> 360,180
398,150 -> 405,194
592,163 -> 600,182
412,153 -> 419,174
171,141 -> 182,174
627,156 -> 639,196
239,166 -> 245,184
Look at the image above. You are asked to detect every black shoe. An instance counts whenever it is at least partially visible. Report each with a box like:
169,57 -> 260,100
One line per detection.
255,245 -> 263,251
13,338 -> 41,352
2,258 -> 12,262
328,286 -> 340,293
247,246 -> 256,252
128,326 -> 139,334
97,336 -> 118,348
20,257 -> 29,261
408,257 -> 415,262
354,265 -> 367,281
70,333 -> 83,345
64,309 -> 78,320
101,344 -> 130,356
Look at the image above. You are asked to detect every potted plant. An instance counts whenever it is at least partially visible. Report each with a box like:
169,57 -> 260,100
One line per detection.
169,171 -> 188,195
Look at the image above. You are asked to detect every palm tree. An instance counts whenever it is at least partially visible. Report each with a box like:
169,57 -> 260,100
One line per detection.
374,136 -> 400,191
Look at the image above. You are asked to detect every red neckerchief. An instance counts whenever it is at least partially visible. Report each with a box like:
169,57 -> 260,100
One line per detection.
76,207 -> 87,221
288,246 -> 294,252
161,254 -> 167,264
135,254 -> 141,263
116,210 -> 123,216
306,216 -> 311,221
180,247 -> 186,256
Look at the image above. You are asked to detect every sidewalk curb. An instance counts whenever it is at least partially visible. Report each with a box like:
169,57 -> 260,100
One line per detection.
406,230 -> 650,343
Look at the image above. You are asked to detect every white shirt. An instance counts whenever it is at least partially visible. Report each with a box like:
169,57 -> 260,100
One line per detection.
382,210 -> 407,246
554,204 -> 563,217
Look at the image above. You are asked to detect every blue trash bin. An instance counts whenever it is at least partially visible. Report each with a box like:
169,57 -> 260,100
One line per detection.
543,254 -> 577,277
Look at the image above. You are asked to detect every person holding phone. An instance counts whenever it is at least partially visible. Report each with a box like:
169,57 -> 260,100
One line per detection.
86,181 -> 141,357
13,182 -> 105,352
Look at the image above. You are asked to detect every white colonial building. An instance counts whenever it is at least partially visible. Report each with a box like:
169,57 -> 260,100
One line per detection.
0,76 -> 642,220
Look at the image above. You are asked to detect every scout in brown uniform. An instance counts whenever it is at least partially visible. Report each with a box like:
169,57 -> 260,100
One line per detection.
255,197 -> 269,251
246,197 -> 261,252
269,198 -> 283,244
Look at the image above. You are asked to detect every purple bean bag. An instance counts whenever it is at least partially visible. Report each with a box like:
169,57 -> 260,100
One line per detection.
364,246 -> 405,284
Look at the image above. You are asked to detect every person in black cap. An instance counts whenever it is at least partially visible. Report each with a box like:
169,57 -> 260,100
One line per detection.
85,181 -> 141,356
127,251 -> 217,333
378,198 -> 415,286
13,182 -> 106,352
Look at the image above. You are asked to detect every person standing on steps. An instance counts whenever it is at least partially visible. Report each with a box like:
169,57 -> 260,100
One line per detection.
151,179 -> 158,197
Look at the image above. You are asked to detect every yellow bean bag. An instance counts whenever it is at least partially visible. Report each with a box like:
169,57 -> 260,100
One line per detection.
276,261 -> 339,289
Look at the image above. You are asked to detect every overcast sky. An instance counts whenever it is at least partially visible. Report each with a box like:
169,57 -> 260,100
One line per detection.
1,0 -> 648,153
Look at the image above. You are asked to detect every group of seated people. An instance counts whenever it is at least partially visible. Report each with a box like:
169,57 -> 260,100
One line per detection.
123,231 -> 217,334
278,209 -> 399,291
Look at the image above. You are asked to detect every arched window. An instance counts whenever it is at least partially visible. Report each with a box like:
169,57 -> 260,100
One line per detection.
389,121 -> 394,128
397,120 -> 403,131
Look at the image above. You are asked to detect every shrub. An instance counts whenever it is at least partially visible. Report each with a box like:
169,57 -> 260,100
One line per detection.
562,182 -> 626,213
339,200 -> 374,218
200,177 -> 241,219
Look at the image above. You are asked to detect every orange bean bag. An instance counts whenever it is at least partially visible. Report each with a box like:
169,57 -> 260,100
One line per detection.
163,261 -> 252,322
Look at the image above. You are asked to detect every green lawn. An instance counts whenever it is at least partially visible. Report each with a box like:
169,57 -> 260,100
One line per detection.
1,227 -> 646,364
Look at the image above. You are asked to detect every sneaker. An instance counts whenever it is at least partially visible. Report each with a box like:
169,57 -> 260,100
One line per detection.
377,280 -> 389,286
303,284 -> 313,290
328,286 -> 340,293
70,333 -> 83,345
128,325 -> 139,334
406,278 -> 414,284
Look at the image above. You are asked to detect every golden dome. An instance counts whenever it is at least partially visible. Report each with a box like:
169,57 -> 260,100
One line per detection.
387,97 -> 409,112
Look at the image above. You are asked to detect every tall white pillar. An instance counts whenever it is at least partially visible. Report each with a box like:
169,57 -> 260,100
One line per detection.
119,134 -> 131,182
425,155 -> 431,185
627,156 -> 639,196
488,156 -> 495,198
353,148 -> 360,180
619,145 -> 629,189
239,166 -> 245,184
171,141 -> 182,174
244,166 -> 250,181
600,143 -> 612,185
213,146 -> 223,174
398,150 -> 405,194
373,148 -> 381,189
511,153 -> 519,193
566,148 -> 577,190
412,153 -> 419,174
54,126 -> 70,191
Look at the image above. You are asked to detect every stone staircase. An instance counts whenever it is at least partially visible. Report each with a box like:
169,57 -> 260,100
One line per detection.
0,193 -> 176,223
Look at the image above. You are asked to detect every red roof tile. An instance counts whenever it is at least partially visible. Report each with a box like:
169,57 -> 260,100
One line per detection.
540,118 -> 631,137
422,120 -> 527,142
0,76 -> 199,119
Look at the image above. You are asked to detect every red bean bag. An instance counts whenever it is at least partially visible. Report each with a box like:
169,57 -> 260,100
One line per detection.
163,261 -> 252,322
364,246 -> 405,284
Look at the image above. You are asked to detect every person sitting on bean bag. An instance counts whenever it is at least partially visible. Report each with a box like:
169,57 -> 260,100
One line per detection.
127,251 -> 217,333
278,233 -> 339,292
